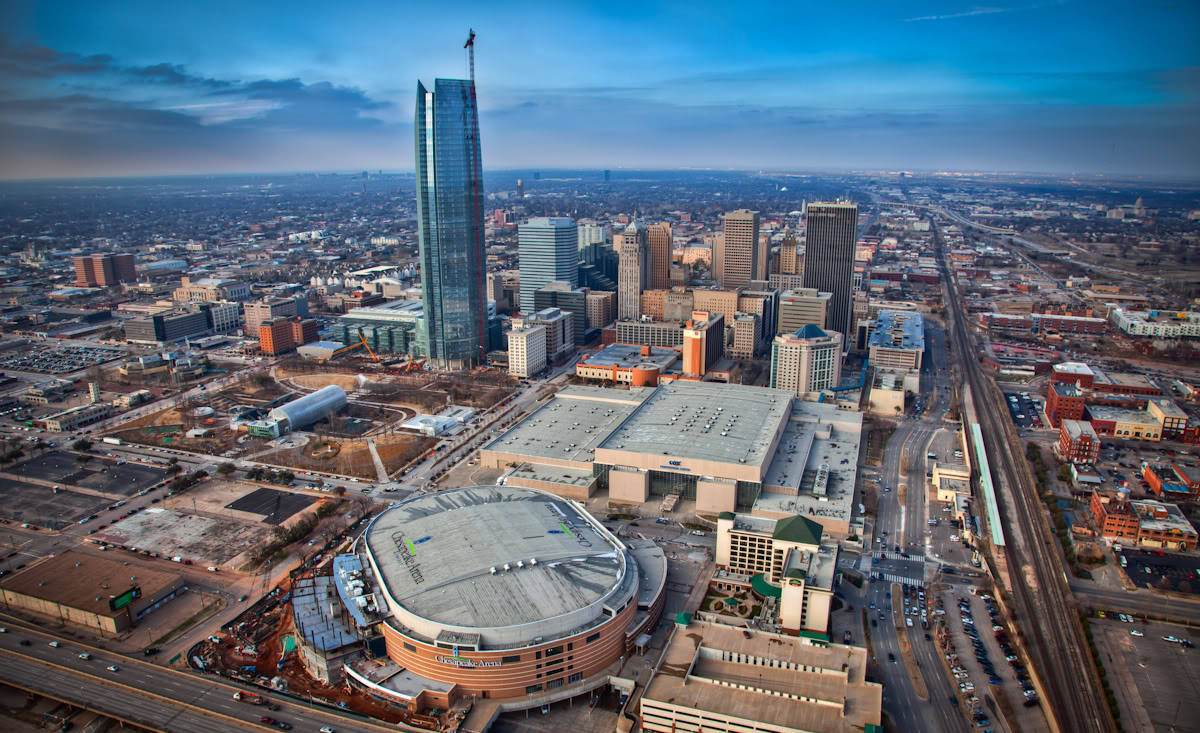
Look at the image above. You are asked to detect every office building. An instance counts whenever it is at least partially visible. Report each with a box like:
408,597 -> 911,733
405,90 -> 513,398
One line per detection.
1090,492 -> 1198,550
648,222 -> 673,290
516,307 -> 574,364
617,222 -> 649,321
518,217 -> 578,314
199,301 -> 241,335
682,312 -> 725,378
244,297 -> 303,337
73,253 -> 136,287
336,299 -> 426,357
715,210 -> 759,290
577,220 -> 608,250
415,77 -> 487,368
777,228 -> 800,275
533,281 -> 588,346
640,289 -> 667,321
802,202 -> 858,342
172,277 -> 251,303
576,344 -> 678,387
290,317 -> 319,347
770,326 -> 843,396
777,288 -> 831,334
615,320 -> 684,349
866,311 -> 924,371
507,324 -> 547,378
729,313 -> 759,360
641,619 -> 881,733
738,289 -> 779,350
259,319 -> 296,356
123,309 -> 210,346
585,290 -> 616,329
756,233 -> 769,282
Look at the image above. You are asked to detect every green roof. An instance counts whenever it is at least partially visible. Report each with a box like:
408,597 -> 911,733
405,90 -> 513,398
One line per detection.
772,515 -> 824,545
718,511 -> 736,520
675,611 -> 693,626
785,568 -> 807,580
797,629 -> 830,642
750,573 -> 782,599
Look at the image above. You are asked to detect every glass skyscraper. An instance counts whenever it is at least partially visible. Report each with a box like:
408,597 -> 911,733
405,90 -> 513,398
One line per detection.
802,201 -> 858,347
518,216 -> 578,314
415,78 -> 486,369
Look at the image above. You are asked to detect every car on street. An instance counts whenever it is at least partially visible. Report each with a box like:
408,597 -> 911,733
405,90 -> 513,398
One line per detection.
106,665 -> 119,672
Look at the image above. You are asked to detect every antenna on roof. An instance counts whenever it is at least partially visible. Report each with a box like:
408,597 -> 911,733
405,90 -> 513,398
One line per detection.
464,28 -> 476,83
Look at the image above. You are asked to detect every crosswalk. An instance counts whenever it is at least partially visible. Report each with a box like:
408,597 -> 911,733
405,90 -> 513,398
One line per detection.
872,571 -> 925,587
872,551 -> 926,562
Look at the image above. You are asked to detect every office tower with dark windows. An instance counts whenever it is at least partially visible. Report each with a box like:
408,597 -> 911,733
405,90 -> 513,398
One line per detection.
518,217 -> 577,314
802,202 -> 857,345
647,222 -> 672,290
415,77 -> 487,369
715,209 -> 759,290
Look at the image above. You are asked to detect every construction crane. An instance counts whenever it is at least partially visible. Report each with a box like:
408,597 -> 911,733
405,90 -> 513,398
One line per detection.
321,330 -> 381,363
464,28 -> 475,83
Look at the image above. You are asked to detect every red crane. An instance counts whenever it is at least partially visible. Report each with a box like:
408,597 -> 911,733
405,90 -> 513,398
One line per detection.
464,29 -> 476,83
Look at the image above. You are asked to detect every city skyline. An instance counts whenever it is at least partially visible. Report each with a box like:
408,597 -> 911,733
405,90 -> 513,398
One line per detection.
1,1 -> 1198,179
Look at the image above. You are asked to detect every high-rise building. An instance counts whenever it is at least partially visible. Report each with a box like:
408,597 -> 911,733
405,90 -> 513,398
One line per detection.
577,221 -> 608,251
867,310 -> 924,371
616,222 -> 649,321
777,228 -> 800,275
415,77 -> 487,369
244,297 -> 301,337
647,222 -> 672,290
777,288 -> 832,334
756,233 -> 769,282
715,210 -> 759,290
290,317 -> 319,347
73,253 -> 137,287
518,217 -> 577,314
770,326 -> 843,396
585,291 -> 616,329
682,312 -> 725,377
802,202 -> 857,343
259,319 -> 296,356
533,281 -> 588,346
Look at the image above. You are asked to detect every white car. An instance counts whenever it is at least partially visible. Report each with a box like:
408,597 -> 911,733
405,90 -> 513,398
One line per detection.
321,728 -> 336,733
79,652 -> 91,660
106,665 -> 119,672
1130,629 -> 1144,637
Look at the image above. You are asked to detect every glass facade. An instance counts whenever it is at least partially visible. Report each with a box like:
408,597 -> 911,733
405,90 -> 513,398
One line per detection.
415,78 -> 487,369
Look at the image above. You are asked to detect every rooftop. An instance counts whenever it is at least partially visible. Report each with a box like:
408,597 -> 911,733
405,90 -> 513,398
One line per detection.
1062,419 -> 1098,440
643,620 -> 881,733
1085,405 -> 1160,426
867,310 -> 924,352
758,401 -> 863,526
481,385 -> 652,466
363,487 -> 635,646
1091,368 -> 1158,392
0,551 -> 181,618
579,343 -> 679,370
596,382 -> 792,470
1054,361 -> 1095,377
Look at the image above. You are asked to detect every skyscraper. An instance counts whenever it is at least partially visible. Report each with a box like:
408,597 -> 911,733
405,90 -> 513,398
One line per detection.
518,217 -> 578,314
616,222 -> 649,321
647,222 -> 672,290
715,210 -> 759,289
415,78 -> 487,369
769,325 -> 843,396
802,202 -> 857,345
777,228 -> 800,275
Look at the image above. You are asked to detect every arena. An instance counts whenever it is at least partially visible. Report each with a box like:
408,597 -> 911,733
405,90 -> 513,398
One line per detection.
352,486 -> 667,707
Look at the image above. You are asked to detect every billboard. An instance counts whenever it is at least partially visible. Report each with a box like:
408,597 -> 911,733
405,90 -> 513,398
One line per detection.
109,586 -> 141,612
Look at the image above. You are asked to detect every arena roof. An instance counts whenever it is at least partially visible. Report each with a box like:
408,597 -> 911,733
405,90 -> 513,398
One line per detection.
364,486 -> 636,648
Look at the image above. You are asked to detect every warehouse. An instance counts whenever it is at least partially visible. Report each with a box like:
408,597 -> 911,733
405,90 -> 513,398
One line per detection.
347,486 -> 666,707
0,551 -> 184,633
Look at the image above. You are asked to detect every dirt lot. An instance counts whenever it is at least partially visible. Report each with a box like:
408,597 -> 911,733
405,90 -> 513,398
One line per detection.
258,433 -> 436,479
287,373 -> 363,391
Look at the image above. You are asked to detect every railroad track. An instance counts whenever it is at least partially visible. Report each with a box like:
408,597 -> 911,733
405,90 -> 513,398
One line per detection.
935,222 -> 1113,733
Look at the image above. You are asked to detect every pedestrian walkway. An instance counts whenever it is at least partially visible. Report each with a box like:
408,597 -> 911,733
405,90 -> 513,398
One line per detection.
873,551 -> 926,562
872,571 -> 925,587
365,438 -> 389,482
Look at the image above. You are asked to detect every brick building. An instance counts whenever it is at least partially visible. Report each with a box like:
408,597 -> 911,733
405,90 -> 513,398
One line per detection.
1059,419 -> 1100,464
259,318 -> 296,356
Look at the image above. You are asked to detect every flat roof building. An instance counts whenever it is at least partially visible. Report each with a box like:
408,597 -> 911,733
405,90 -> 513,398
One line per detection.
641,619 -> 881,733
576,343 -> 678,386
867,310 -> 924,371
770,325 -> 843,397
777,288 -> 831,334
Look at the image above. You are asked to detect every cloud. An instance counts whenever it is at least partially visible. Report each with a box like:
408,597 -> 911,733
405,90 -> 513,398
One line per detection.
904,7 -> 1007,22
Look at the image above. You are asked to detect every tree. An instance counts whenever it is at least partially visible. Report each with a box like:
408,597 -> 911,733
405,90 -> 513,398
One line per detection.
333,485 -> 346,497
72,439 -> 93,452
1057,464 -> 1074,482
217,462 -> 236,477
166,463 -> 182,475
75,453 -> 90,466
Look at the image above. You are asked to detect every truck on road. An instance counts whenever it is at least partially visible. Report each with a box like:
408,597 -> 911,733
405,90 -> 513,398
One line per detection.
102,437 -> 122,446
233,691 -> 263,705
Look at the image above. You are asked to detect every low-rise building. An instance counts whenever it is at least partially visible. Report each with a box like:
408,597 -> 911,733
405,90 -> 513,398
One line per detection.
640,618 -> 881,733
1086,405 -> 1162,441
1147,398 -> 1189,439
44,403 -> 110,432
1142,463 -> 1200,500
1090,491 -> 1198,550
867,311 -> 924,371
575,344 -> 678,386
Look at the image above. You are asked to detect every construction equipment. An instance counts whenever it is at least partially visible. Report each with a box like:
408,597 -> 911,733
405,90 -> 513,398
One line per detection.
464,29 -> 476,83
321,330 -> 381,363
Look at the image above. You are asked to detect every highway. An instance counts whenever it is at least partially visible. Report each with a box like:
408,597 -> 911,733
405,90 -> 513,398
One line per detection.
936,219 -> 1114,733
0,622 -> 396,732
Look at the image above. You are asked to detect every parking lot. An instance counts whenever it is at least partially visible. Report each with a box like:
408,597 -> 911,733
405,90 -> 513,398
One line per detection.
225,488 -> 315,525
1092,616 -> 1200,732
5,451 -> 166,496
0,343 -> 124,375
94,507 -> 272,566
1120,549 -> 1200,594
1003,392 -> 1042,429
0,478 -> 107,528
936,588 -> 1045,732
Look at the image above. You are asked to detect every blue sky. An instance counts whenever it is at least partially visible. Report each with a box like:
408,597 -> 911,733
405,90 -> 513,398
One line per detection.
1,0 -> 1197,178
